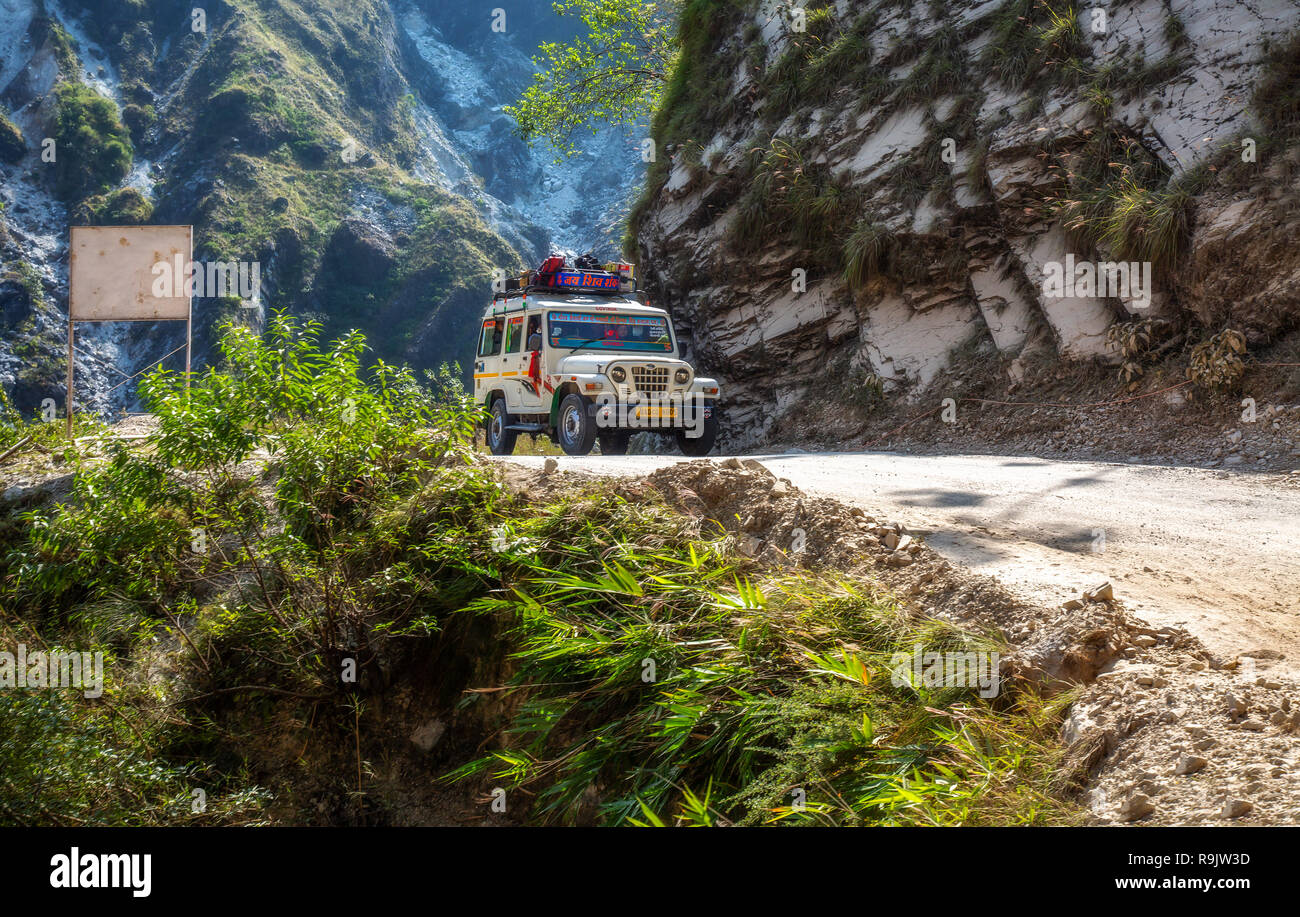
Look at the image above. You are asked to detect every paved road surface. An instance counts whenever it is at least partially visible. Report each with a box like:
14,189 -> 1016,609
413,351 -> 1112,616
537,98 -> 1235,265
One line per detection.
499,451 -> 1300,668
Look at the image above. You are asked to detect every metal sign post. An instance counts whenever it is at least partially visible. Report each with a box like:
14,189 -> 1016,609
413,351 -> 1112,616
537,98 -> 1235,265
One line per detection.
66,225 -> 194,438
66,318 -> 73,439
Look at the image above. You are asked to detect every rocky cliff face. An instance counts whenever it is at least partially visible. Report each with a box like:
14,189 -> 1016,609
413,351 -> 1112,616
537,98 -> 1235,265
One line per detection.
0,0 -> 642,416
630,0 -> 1300,447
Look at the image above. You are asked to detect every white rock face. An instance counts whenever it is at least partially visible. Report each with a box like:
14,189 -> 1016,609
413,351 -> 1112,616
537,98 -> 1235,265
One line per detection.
968,258 -> 1038,354
1113,0 -> 1300,172
754,0 -> 792,64
0,0 -> 38,96
858,293 -> 984,389
1014,227 -> 1117,357
634,0 -> 1300,441
835,106 -> 930,184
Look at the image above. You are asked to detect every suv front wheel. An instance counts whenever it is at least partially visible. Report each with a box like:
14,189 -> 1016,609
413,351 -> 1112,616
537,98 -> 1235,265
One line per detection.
557,394 -> 597,456
675,408 -> 718,457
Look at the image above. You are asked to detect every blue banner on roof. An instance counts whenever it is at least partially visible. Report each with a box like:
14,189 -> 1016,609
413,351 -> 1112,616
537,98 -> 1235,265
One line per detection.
548,270 -> 620,291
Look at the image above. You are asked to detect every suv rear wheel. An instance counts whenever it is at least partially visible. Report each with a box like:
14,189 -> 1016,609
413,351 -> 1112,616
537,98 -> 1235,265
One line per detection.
487,399 -> 518,456
557,394 -> 597,456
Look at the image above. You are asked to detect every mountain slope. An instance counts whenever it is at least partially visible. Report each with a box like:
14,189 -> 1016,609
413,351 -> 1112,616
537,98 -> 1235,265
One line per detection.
0,0 -> 643,416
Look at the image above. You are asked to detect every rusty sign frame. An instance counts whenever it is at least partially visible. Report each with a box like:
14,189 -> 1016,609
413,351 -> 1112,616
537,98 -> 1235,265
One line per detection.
65,226 -> 194,436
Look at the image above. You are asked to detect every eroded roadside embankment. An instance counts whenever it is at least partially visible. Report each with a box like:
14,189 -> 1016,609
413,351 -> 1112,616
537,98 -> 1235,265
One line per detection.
500,457 -> 1300,825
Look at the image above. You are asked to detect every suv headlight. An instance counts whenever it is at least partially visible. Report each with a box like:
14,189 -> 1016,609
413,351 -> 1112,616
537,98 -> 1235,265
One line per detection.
674,368 -> 690,385
610,366 -> 626,383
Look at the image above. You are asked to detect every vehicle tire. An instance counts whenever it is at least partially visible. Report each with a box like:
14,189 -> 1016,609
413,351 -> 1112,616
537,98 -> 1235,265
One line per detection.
487,399 -> 518,456
675,407 -> 718,457
598,432 -> 631,455
557,394 -> 597,456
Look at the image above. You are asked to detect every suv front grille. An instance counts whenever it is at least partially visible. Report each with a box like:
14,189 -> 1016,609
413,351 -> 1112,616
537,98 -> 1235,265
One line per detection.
630,365 -> 669,395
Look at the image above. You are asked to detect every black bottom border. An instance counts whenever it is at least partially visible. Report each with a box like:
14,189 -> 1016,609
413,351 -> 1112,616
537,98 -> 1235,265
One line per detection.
0,825 -> 1280,903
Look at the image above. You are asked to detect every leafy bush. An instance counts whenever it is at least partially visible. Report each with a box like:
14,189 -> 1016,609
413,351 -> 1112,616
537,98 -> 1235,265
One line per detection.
78,186 -> 154,224
1106,318 -> 1175,385
120,102 -> 156,144
1,318 -> 1080,826
13,448 -> 193,612
52,82 -> 133,201
1187,328 -> 1247,393
0,665 -> 270,826
7,314 -> 478,640
0,112 -> 25,163
0,688 -> 183,825
1050,127 -> 1190,278
1061,174 -> 1190,273
1,317 -> 485,824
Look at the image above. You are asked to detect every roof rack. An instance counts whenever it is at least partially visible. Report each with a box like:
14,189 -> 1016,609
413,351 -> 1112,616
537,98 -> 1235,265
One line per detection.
492,286 -> 647,304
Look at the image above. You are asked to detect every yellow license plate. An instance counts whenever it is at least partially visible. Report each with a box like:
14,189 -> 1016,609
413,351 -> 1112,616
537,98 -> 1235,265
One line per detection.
636,407 -> 675,419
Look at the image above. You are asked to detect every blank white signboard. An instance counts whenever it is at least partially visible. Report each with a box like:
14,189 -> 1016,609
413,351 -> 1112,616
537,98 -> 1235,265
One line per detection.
69,225 -> 192,321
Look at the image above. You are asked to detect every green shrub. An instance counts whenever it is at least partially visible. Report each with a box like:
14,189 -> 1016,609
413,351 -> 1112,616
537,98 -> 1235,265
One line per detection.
1058,173 -> 1190,276
982,0 -> 1088,89
0,112 -> 24,163
52,82 -> 133,201
1187,328 -> 1247,393
120,102 -> 156,144
843,219 -> 894,288
79,186 -> 154,224
0,316 -> 1082,827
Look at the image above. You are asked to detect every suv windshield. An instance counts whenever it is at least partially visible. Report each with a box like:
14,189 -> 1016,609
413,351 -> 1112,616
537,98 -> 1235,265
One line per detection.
547,311 -> 674,353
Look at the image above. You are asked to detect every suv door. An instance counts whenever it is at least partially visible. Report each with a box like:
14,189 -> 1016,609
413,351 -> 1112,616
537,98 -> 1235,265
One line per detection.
517,312 -> 546,413
502,314 -> 526,411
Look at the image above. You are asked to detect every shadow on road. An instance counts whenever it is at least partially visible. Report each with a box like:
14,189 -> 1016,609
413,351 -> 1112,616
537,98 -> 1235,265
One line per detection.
888,488 -> 987,508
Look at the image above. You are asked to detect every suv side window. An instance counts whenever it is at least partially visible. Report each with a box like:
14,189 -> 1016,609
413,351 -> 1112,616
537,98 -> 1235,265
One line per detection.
504,316 -> 524,354
478,318 -> 503,357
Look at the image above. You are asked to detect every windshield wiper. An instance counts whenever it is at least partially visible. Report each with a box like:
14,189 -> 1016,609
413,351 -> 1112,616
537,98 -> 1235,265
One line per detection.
565,337 -> 604,352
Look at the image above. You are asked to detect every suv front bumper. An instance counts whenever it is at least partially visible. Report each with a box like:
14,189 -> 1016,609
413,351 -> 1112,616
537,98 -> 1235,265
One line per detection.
591,392 -> 715,432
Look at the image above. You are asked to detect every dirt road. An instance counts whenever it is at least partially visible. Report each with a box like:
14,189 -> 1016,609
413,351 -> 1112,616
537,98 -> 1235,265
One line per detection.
500,451 -> 1300,668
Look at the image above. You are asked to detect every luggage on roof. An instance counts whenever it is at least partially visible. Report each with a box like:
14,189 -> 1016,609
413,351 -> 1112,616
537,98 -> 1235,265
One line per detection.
497,253 -> 637,300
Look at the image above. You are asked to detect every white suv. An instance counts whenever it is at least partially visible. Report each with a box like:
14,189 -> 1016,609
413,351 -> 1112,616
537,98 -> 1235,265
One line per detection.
473,259 -> 720,456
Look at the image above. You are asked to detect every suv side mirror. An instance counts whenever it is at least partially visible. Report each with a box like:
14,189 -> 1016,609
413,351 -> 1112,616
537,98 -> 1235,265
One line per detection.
527,332 -> 542,352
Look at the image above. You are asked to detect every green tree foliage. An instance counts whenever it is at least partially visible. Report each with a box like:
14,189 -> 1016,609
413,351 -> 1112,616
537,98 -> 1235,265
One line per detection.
508,0 -> 680,156
53,82 -> 133,202
0,318 -> 478,825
